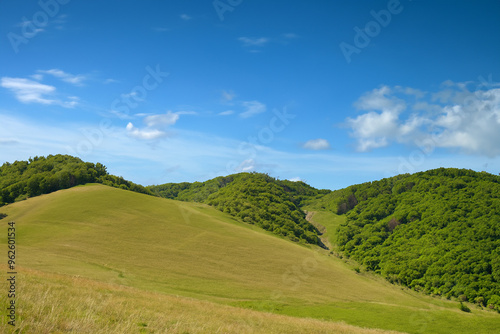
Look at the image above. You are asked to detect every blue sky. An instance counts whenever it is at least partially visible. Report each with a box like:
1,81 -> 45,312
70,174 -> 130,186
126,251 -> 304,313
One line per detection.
1,0 -> 500,190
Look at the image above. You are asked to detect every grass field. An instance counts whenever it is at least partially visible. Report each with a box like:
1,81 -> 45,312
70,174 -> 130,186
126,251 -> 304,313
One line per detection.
1,184 -> 499,333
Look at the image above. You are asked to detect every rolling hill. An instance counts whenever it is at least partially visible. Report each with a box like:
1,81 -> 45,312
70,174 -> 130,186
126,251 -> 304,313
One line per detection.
148,172 -> 329,245
1,184 -> 499,333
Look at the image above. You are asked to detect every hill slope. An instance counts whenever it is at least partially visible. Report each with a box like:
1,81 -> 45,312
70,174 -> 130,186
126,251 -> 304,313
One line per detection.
149,173 -> 329,245
310,168 -> 500,310
1,184 -> 499,333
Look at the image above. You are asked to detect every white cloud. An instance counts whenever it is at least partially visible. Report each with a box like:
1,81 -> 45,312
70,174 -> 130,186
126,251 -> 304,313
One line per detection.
240,100 -> 266,118
144,111 -> 179,128
126,122 -> 166,140
302,139 -> 331,150
218,110 -> 234,116
354,86 -> 406,113
180,14 -> 191,21
37,69 -> 86,86
1,77 -> 54,104
238,37 -> 269,47
346,82 -> 500,156
125,111 -> 190,141
0,77 -> 77,108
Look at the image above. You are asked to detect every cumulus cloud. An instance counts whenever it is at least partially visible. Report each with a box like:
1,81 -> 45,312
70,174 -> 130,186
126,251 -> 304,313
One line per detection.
126,122 -> 166,140
126,111 -> 186,140
240,100 -> 266,118
346,80 -> 500,157
302,139 -> 331,150
37,69 -> 87,86
0,77 -> 77,108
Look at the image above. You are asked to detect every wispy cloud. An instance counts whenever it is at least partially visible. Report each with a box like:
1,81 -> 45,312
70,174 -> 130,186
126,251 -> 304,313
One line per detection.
346,80 -> 500,157
37,69 -> 87,86
302,139 -> 331,150
218,110 -> 234,116
180,14 -> 192,21
238,37 -> 269,47
240,100 -> 266,118
0,77 -> 77,108
144,111 -> 179,128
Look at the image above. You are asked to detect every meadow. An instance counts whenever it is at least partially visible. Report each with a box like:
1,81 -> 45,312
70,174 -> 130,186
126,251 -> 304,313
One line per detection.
1,184 -> 498,333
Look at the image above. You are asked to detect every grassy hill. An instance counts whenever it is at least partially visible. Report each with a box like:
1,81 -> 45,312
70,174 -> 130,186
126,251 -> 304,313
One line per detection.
149,173 -> 330,245
1,184 -> 499,333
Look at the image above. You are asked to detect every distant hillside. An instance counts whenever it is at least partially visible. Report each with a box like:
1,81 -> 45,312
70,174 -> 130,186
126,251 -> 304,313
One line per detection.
311,168 -> 500,310
149,173 -> 330,245
0,154 -> 152,206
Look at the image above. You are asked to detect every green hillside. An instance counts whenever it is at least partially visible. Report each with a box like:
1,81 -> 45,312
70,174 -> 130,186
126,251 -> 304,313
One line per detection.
149,173 -> 330,245
311,168 -> 500,310
0,154 -> 152,206
1,184 -> 499,333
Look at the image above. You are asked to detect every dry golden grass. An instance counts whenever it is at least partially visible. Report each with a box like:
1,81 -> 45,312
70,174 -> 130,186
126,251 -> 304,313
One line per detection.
0,267 -> 405,334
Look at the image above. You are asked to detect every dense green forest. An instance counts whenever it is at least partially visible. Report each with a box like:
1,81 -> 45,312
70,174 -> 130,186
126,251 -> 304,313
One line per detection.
313,168 -> 500,311
149,173 -> 329,245
0,154 -> 152,206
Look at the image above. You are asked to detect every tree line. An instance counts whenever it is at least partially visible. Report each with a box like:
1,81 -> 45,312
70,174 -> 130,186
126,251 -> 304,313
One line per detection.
0,155 -> 152,206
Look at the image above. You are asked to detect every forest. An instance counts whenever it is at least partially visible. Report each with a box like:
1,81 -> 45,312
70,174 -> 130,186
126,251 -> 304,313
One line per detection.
317,168 -> 500,311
